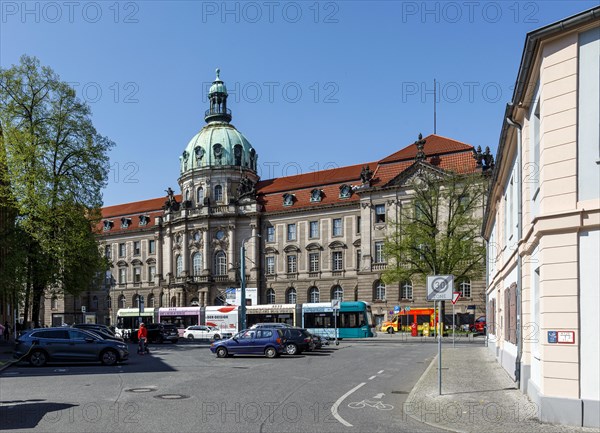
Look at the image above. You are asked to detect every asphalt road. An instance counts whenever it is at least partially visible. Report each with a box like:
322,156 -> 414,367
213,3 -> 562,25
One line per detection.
0,338 -> 449,432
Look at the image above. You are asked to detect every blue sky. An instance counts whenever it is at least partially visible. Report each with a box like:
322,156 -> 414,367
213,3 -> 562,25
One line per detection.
1,1 -> 595,206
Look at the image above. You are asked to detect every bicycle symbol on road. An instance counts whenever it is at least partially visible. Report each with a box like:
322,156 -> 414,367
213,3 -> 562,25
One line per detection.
348,400 -> 394,410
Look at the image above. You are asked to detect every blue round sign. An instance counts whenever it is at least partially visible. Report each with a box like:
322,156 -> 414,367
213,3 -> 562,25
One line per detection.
394,305 -> 400,313
405,306 -> 411,312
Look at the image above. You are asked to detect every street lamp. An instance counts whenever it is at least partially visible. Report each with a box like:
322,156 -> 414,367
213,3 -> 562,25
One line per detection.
240,234 -> 260,330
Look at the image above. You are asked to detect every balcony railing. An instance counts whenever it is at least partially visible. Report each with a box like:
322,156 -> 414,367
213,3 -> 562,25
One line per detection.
372,263 -> 388,271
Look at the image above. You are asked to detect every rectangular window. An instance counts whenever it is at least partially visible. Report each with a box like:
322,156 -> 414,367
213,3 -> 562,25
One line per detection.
375,204 -> 386,223
402,282 -> 413,300
356,249 -> 361,270
266,256 -> 275,275
356,216 -> 361,234
332,218 -> 342,236
309,221 -> 319,239
374,241 -> 385,263
118,243 -> 126,258
134,267 -> 142,283
266,226 -> 275,242
309,252 -> 319,272
287,255 -> 297,273
149,240 -> 156,254
332,251 -> 343,271
287,224 -> 296,241
149,266 -> 156,282
118,268 -> 126,284
105,245 -> 111,259
133,241 -> 141,256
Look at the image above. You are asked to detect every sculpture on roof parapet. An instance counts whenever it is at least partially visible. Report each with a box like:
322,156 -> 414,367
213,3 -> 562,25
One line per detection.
414,133 -> 426,161
472,145 -> 495,171
164,187 -> 180,212
237,175 -> 256,199
360,165 -> 373,185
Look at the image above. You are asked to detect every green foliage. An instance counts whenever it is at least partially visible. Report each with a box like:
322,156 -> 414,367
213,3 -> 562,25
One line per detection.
382,169 -> 487,286
0,55 -> 114,324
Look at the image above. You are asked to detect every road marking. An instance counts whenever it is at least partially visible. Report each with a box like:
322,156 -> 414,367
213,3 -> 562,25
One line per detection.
378,370 -> 384,374
331,382 -> 365,427
368,375 -> 376,380
372,393 -> 385,399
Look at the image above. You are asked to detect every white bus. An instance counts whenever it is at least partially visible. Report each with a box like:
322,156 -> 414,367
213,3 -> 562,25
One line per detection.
115,308 -> 155,338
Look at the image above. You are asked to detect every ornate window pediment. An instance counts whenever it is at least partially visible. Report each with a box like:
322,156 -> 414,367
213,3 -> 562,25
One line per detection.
305,242 -> 323,251
131,259 -> 143,266
328,241 -> 347,250
284,245 -> 301,253
116,260 -> 128,267
353,239 -> 361,247
146,258 -> 156,265
264,246 -> 279,254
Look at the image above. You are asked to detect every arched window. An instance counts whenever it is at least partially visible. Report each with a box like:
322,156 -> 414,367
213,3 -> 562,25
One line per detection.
331,285 -> 343,301
286,288 -> 297,304
147,294 -> 155,307
132,294 -> 140,308
214,184 -> 223,202
170,296 -> 177,307
197,187 -> 204,205
92,296 -> 99,310
373,280 -> 386,301
192,252 -> 202,276
160,292 -> 165,307
185,189 -> 190,201
190,297 -> 199,306
176,255 -> 183,277
458,279 -> 471,298
118,295 -> 126,309
106,295 -> 112,309
266,288 -> 276,304
401,280 -> 413,300
308,287 -> 320,303
234,144 -> 243,166
214,251 -> 227,276
51,296 -> 58,310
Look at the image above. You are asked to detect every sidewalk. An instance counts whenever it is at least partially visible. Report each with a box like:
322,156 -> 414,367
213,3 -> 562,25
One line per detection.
404,345 -> 597,433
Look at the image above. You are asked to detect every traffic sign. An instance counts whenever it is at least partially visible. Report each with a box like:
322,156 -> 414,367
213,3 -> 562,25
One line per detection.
394,305 -> 400,314
451,292 -> 461,305
331,299 -> 341,310
405,306 -> 411,312
427,275 -> 454,301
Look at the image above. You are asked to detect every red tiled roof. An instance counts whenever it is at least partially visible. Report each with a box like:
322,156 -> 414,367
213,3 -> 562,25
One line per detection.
97,195 -> 180,234
378,134 -> 473,164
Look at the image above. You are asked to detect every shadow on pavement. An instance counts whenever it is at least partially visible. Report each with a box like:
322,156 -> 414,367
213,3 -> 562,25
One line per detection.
0,401 -> 77,430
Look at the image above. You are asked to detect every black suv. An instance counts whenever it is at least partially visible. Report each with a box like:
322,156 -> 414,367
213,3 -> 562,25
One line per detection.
131,323 -> 179,344
282,328 -> 314,355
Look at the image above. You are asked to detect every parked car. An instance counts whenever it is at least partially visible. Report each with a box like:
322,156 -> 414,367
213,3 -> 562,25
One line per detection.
249,322 -> 292,329
130,323 -> 179,344
183,325 -> 223,341
14,327 -> 129,367
72,323 -> 116,336
210,328 -> 285,358
471,316 -> 486,334
309,333 -> 329,349
281,328 -> 314,355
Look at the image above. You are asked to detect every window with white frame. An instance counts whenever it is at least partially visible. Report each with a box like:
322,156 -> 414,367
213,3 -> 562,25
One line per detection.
266,289 -> 276,304
214,184 -> 223,202
309,221 -> 319,239
374,241 -> 385,263
134,267 -> 142,283
118,295 -> 126,309
118,243 -> 126,257
309,252 -> 320,272
286,288 -> 297,304
401,280 -> 413,299
309,287 -> 320,303
214,251 -> 227,276
332,251 -> 343,271
149,265 -> 156,282
149,240 -> 156,254
133,241 -> 141,256
105,245 -> 111,259
266,226 -> 275,242
197,187 -> 204,205
287,255 -> 297,273
287,224 -> 296,241
147,294 -> 155,307
375,204 -> 386,223
332,285 -> 343,301
192,252 -> 202,276
332,218 -> 343,236
118,268 -> 126,284
458,279 -> 471,298
266,256 -> 275,275
375,281 -> 386,301
176,255 -> 183,277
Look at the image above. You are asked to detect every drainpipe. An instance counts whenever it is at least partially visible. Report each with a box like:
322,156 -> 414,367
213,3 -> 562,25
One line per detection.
506,116 -> 523,387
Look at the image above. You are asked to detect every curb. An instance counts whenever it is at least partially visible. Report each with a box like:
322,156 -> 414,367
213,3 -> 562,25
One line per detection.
0,359 -> 16,372
403,353 -> 468,433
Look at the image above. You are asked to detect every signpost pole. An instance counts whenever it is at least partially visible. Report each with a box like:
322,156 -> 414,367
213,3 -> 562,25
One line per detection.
452,302 -> 455,348
438,300 -> 442,395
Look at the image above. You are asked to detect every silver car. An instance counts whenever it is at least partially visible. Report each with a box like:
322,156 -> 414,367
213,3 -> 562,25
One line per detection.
14,327 -> 129,367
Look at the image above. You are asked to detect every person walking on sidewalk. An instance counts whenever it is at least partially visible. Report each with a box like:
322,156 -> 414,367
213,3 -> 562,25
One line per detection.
3,321 -> 10,341
137,323 -> 149,355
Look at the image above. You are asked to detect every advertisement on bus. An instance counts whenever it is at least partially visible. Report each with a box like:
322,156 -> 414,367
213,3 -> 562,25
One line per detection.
205,306 -> 238,337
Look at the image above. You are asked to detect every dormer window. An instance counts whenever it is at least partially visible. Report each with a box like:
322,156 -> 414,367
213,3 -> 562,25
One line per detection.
194,146 -> 204,161
120,217 -> 131,228
103,220 -> 113,231
283,193 -> 294,207
139,215 -> 149,226
339,184 -> 352,199
310,189 -> 322,202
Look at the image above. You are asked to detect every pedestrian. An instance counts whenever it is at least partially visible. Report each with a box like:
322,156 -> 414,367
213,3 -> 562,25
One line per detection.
137,323 -> 149,355
3,321 -> 10,341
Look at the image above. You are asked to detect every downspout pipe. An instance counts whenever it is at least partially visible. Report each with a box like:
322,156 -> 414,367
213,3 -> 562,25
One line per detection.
506,115 -> 523,387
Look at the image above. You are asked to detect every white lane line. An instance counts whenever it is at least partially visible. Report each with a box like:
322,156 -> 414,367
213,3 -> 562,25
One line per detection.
369,375 -> 376,380
331,382 -> 366,427
378,370 -> 384,374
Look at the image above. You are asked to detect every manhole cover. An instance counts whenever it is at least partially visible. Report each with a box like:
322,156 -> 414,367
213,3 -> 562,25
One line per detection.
155,394 -> 189,400
391,391 -> 409,394
125,388 -> 156,393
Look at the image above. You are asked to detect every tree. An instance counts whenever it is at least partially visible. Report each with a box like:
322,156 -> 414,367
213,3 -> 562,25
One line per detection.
382,167 -> 488,323
0,55 -> 114,326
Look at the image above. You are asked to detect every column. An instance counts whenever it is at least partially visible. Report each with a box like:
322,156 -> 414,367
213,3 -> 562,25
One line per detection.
182,229 -> 189,277
228,225 -> 235,271
202,228 -> 209,272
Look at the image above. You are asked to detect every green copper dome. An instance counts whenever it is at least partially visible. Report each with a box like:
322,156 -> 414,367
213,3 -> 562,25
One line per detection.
180,122 -> 257,173
209,68 -> 227,95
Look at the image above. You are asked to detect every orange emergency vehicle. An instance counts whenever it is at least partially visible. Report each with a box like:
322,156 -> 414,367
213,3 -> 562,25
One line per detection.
380,308 -> 435,334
